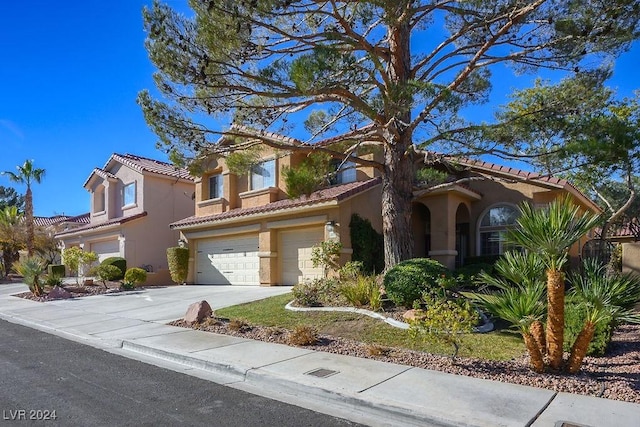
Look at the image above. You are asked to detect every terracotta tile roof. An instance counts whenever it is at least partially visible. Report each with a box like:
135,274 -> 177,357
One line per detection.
109,153 -> 194,181
34,213 -> 91,228
171,178 -> 381,229
55,212 -> 148,238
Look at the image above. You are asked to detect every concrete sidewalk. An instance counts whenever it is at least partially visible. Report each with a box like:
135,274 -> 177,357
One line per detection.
1,283 -> 638,427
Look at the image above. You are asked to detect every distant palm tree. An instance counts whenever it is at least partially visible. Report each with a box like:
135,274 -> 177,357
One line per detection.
2,160 -> 45,256
507,197 -> 601,370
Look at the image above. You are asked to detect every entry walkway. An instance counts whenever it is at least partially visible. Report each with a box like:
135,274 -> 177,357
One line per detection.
0,283 -> 638,426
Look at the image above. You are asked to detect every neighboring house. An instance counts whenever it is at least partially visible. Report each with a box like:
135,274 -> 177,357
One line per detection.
606,223 -> 640,275
35,213 -> 91,233
55,154 -> 195,285
171,133 -> 600,286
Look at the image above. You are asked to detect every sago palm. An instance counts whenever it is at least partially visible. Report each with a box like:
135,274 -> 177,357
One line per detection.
507,197 -> 601,370
465,280 -> 547,373
2,160 -> 45,256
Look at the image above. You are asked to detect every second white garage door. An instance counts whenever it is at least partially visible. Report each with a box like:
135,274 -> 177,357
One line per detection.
196,236 -> 259,285
90,240 -> 120,262
280,227 -> 325,286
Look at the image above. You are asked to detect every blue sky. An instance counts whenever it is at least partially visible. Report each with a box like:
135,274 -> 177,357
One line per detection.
1,1 -> 638,217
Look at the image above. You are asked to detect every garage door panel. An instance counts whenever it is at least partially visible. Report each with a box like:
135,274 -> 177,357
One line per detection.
280,227 -> 325,286
90,240 -> 120,262
196,236 -> 259,285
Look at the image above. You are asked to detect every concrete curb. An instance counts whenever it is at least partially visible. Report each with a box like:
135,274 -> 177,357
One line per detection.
122,339 -> 457,427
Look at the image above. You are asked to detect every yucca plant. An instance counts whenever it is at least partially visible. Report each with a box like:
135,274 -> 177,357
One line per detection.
566,259 -> 640,373
13,256 -> 46,296
506,196 -> 600,370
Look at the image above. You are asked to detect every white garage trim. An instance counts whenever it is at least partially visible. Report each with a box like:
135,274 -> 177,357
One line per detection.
279,227 -> 325,286
196,235 -> 259,285
90,240 -> 121,262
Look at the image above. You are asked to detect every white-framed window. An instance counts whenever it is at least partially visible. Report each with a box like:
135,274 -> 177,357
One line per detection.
329,157 -> 357,185
478,204 -> 519,256
122,182 -> 136,207
250,159 -> 276,190
208,174 -> 223,199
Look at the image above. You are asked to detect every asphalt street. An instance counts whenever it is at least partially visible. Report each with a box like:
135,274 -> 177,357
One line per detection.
0,319 -> 360,426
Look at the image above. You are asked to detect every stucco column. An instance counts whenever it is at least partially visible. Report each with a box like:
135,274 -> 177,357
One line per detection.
424,195 -> 457,270
258,229 -> 277,286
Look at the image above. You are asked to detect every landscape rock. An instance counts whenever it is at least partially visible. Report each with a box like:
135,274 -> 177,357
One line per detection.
184,300 -> 212,324
402,309 -> 425,322
47,286 -> 72,300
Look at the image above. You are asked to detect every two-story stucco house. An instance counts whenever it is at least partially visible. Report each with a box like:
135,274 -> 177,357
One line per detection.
55,154 -> 195,285
170,132 -> 600,286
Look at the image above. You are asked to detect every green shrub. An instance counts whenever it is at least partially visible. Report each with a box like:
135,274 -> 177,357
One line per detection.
454,263 -> 494,288
564,298 -> 613,357
44,274 -> 63,288
167,247 -> 189,284
101,257 -> 126,280
338,261 -> 365,281
123,267 -> 147,289
93,264 -> 123,283
47,264 -> 66,278
383,258 -> 449,308
340,275 -> 381,310
349,214 -> 384,274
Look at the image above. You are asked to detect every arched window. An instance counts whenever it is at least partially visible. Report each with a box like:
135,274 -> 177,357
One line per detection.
478,204 -> 519,256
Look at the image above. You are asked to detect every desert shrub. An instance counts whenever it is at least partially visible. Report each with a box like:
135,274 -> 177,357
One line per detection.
101,257 -> 126,280
93,264 -> 123,284
14,257 -> 46,296
228,318 -> 250,332
564,298 -> 613,356
292,278 -> 339,307
123,267 -> 147,289
44,274 -> 63,288
366,344 -> 389,356
338,261 -> 365,281
167,247 -> 189,284
349,214 -> 384,274
288,325 -> 318,346
409,295 -> 479,359
47,264 -> 65,278
340,275 -> 381,310
383,258 -> 449,308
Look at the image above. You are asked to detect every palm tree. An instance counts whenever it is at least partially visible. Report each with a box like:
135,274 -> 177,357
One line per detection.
507,197 -> 601,370
2,160 -> 45,256
0,206 -> 25,277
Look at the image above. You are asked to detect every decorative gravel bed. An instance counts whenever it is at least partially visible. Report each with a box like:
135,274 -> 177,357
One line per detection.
169,318 -> 640,403
13,283 -> 166,301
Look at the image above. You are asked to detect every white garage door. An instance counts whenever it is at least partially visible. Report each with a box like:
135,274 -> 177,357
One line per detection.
90,240 -> 120,262
196,236 -> 259,285
280,227 -> 325,286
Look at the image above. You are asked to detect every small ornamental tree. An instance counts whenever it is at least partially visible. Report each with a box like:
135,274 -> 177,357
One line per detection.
167,247 -> 189,284
62,247 -> 99,285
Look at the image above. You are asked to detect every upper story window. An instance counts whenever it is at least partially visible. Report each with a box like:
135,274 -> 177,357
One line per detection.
208,174 -> 223,199
329,157 -> 357,185
94,185 -> 105,213
250,159 -> 276,190
478,204 -> 519,256
122,182 -> 136,207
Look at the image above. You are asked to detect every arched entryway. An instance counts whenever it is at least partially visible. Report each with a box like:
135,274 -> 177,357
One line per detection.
412,202 -> 431,258
455,203 -> 470,267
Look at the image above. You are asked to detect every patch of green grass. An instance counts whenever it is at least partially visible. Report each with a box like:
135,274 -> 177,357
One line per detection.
216,293 -> 525,360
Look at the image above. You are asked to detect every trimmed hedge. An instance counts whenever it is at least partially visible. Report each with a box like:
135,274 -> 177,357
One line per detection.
48,264 -> 66,278
100,257 -> 126,280
167,247 -> 189,284
383,258 -> 449,308
124,267 -> 147,288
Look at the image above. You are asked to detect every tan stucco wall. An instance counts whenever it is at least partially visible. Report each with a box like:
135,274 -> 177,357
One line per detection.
622,242 -> 640,276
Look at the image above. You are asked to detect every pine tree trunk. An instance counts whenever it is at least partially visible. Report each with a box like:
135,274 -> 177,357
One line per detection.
25,186 -> 34,256
530,320 -> 546,355
546,268 -> 565,370
567,322 -> 595,374
522,332 -> 545,373
381,20 -> 414,270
